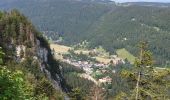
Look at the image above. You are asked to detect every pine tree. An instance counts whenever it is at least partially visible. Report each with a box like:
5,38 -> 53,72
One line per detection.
134,41 -> 153,100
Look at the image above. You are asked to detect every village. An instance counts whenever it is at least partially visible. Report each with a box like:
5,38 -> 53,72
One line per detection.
61,52 -> 124,86
50,43 -> 126,86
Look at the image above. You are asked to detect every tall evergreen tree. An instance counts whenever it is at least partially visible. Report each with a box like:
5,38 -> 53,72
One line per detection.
135,41 -> 153,100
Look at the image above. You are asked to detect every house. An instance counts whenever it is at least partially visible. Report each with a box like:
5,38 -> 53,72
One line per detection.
99,76 -> 112,83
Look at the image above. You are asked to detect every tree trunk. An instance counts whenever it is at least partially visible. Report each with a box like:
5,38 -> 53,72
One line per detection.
135,72 -> 141,100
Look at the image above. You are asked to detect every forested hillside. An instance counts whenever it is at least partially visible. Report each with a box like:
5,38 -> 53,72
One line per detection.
88,5 -> 170,66
0,0 -> 114,42
0,10 -> 70,99
1,0 -> 170,66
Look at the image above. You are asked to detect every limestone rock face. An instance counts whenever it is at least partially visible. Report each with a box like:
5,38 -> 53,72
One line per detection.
0,10 -> 69,93
34,39 -> 68,92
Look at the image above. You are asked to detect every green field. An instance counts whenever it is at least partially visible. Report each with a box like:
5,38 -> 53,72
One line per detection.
116,48 -> 136,64
51,43 -> 113,64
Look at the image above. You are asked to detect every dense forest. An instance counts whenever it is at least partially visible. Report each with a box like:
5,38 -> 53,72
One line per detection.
0,0 -> 170,66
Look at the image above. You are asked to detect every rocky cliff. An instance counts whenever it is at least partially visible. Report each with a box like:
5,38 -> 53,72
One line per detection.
0,10 -> 69,93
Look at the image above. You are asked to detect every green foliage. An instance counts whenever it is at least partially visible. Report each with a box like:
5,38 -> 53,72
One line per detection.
61,62 -> 85,74
61,62 -> 95,98
0,49 -> 33,99
0,67 -> 33,100
109,42 -> 170,99
20,57 -> 43,79
111,67 -> 170,99
0,10 -> 66,99
134,42 -> 153,73
0,47 -> 5,65
34,78 -> 55,99
69,88 -> 85,100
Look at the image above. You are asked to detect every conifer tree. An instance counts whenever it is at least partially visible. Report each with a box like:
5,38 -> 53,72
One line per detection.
135,41 -> 153,100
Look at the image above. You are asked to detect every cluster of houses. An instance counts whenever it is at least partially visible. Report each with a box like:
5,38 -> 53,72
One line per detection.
63,59 -> 109,74
56,51 -> 125,85
62,58 -> 114,84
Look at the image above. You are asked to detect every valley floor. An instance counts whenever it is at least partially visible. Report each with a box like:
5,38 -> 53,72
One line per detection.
50,43 -> 126,86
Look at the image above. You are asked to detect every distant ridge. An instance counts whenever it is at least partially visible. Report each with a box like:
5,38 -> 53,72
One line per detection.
121,2 -> 170,7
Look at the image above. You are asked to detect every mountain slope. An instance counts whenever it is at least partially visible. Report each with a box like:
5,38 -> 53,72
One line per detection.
0,0 -> 114,43
1,0 -> 170,66
0,10 -> 69,99
88,5 -> 170,65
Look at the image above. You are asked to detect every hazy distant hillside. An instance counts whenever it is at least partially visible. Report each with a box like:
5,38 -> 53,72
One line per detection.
1,0 -> 170,66
122,2 -> 170,7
